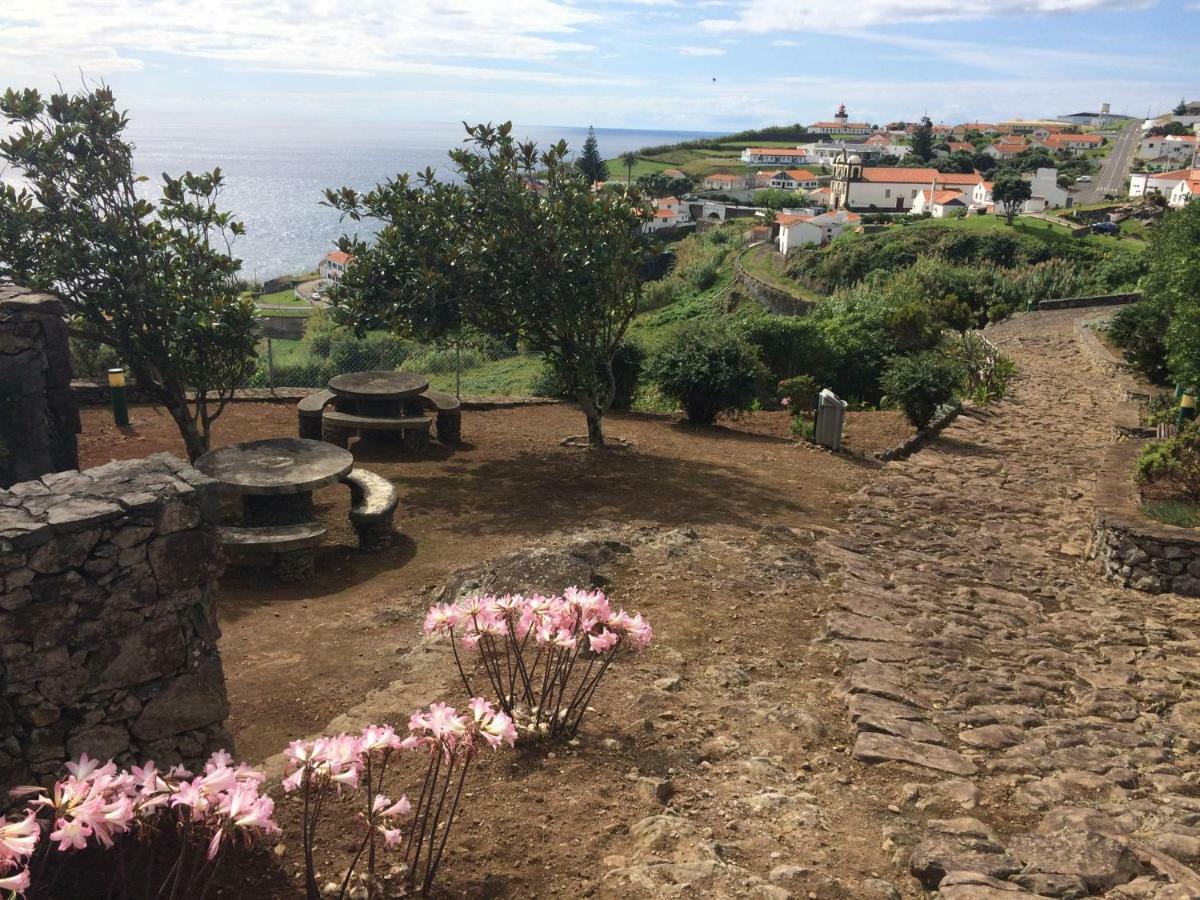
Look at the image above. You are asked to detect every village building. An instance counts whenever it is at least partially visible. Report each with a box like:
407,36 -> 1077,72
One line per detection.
641,196 -> 692,233
775,208 -> 862,253
1137,134 -> 1200,165
985,139 -> 1030,160
1130,168 -> 1200,207
827,151 -> 983,212
765,169 -> 819,191
911,188 -> 969,218
740,147 -> 811,166
318,250 -> 353,282
808,104 -> 872,136
702,172 -> 749,191
1041,133 -> 1105,156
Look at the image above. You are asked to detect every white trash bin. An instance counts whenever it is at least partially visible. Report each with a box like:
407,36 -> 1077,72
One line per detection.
814,388 -> 848,451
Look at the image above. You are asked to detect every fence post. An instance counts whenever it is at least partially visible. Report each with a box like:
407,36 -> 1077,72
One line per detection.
455,342 -> 462,400
266,337 -> 276,395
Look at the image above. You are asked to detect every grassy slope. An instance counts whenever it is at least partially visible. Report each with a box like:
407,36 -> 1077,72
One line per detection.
905,213 -> 1146,252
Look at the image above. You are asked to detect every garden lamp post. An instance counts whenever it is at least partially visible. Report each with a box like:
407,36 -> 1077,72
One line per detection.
1179,392 -> 1196,430
108,367 -> 130,427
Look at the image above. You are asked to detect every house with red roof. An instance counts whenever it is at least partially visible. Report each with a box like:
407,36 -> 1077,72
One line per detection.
911,188 -> 969,218
765,169 -> 819,190
775,207 -> 862,252
808,104 -> 871,136
1130,168 -> 1200,208
827,150 -> 985,211
985,139 -> 1029,160
641,196 -> 692,233
318,250 -> 354,282
702,172 -> 748,191
1041,133 -> 1105,156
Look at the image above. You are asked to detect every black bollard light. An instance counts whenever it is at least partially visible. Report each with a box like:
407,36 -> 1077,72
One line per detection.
108,367 -> 130,427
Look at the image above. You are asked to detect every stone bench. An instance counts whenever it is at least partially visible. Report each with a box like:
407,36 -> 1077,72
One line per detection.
321,410 -> 432,451
418,389 -> 463,444
342,468 -> 399,551
216,521 -> 327,582
297,389 -> 336,439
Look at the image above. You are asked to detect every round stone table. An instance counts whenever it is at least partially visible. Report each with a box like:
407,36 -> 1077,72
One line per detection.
195,437 -> 353,525
329,371 -> 428,401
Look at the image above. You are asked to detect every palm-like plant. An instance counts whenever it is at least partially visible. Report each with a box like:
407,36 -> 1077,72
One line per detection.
621,151 -> 637,184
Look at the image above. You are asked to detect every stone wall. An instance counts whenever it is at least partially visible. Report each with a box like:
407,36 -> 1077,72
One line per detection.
0,454 -> 230,787
0,285 -> 80,488
1089,439 -> 1200,595
734,249 -> 813,317
1037,291 -> 1141,312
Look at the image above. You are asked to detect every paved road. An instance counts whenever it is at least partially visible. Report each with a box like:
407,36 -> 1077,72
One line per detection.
819,306 -> 1200,897
1078,121 -> 1141,204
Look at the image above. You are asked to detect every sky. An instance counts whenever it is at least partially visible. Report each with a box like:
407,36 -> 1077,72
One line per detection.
1,0 -> 1198,134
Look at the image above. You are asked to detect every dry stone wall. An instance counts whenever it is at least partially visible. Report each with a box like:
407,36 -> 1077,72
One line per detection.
0,285 -> 80,488
0,453 -> 231,787
1090,440 -> 1200,595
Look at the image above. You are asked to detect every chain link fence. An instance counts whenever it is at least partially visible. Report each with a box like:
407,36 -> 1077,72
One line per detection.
69,310 -> 550,400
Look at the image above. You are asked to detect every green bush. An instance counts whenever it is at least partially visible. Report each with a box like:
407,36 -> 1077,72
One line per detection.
739,316 -> 834,385
1138,421 -> 1200,503
641,279 -> 681,311
248,359 -> 334,388
648,324 -> 768,424
880,351 -> 963,430
778,374 -> 820,411
69,337 -> 122,378
1107,300 -> 1170,383
533,340 -> 644,410
690,260 -> 722,291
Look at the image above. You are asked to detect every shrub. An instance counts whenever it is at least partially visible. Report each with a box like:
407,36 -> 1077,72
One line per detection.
942,332 -> 1017,403
648,324 -> 768,424
69,336 -> 122,378
1108,299 -> 1171,383
739,316 -> 834,385
642,278 -> 681,311
1138,421 -> 1200,503
690,259 -> 722,291
532,340 -> 644,410
880,351 -> 963,430
778,374 -> 820,411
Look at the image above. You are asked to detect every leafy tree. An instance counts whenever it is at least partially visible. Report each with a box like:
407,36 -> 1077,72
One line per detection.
972,152 -> 997,174
910,116 -> 934,162
934,152 -> 976,174
575,125 -> 609,184
1144,204 -> 1200,387
1174,98 -> 1189,116
0,86 -> 258,461
325,122 -> 649,447
752,188 -> 798,211
620,151 -> 637,183
637,172 -> 672,198
992,173 -> 1032,225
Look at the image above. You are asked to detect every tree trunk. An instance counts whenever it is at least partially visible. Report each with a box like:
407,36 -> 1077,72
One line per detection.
134,363 -> 207,461
586,411 -> 605,448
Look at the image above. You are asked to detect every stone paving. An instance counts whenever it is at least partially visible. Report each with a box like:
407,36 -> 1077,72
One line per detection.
819,307 -> 1200,898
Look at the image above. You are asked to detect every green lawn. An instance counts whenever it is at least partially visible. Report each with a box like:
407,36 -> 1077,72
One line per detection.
254,288 -> 313,308
906,213 -> 1145,251
739,243 -> 823,303
1144,499 -> 1200,528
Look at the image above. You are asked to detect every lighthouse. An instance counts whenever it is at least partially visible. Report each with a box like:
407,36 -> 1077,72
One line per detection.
834,104 -> 849,128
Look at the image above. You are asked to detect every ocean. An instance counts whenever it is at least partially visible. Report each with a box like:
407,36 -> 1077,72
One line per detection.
124,122 -> 720,282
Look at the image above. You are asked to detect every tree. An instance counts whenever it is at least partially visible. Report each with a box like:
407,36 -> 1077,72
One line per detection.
575,125 -> 609,184
752,188 -> 797,211
934,152 -> 976,174
636,172 -> 672,198
991,173 -> 1032,225
620,151 -> 637,183
1174,98 -> 1189,116
0,86 -> 258,461
911,116 -> 934,162
325,122 -> 650,448
1145,204 -> 1200,387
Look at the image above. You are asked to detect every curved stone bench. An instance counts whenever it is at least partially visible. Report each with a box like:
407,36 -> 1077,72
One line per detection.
342,468 -> 399,551
418,389 -> 463,444
321,410 -> 432,451
296,389 -> 336,439
217,521 -> 327,582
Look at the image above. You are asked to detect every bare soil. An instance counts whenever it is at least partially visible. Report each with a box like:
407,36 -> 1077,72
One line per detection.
74,401 -> 914,898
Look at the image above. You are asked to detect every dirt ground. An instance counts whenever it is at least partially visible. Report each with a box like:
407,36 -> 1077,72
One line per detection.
75,400 -> 914,899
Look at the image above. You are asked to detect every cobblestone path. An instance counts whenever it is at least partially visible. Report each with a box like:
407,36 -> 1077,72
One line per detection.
820,307 -> 1200,899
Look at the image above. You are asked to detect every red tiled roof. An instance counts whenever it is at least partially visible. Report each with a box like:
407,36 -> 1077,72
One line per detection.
324,251 -> 352,265
947,142 -> 974,153
860,168 -> 982,185
706,173 -> 738,182
810,121 -> 870,129
773,169 -> 817,181
919,189 -> 967,204
775,213 -> 813,225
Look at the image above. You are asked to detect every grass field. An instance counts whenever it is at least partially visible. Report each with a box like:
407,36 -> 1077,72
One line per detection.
906,213 -> 1146,251
254,288 -> 312,308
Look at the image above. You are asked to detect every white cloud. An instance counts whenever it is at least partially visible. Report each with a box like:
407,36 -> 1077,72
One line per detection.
700,0 -> 1150,31
0,0 -> 599,82
676,46 -> 727,55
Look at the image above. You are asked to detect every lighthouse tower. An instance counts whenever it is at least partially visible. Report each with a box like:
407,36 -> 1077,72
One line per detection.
834,104 -> 849,128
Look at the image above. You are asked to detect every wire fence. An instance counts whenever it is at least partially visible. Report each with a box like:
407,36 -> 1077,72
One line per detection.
69,314 -> 550,400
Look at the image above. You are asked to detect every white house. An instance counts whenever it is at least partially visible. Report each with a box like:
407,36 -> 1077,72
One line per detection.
804,141 -> 906,165
1041,133 -> 1105,156
972,180 -> 994,208
984,139 -> 1029,160
1029,167 -> 1070,209
641,196 -> 692,232
319,250 -> 353,282
1137,134 -> 1199,165
702,172 -> 748,191
775,208 -> 861,253
911,188 -> 969,218
1131,168 -> 1200,207
740,147 -> 811,166
766,169 -> 819,190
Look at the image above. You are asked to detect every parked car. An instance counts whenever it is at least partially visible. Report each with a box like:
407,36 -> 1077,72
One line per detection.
1075,175 -> 1092,183
1091,221 -> 1120,235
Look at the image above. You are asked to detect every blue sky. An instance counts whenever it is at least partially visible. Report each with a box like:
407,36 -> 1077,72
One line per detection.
1,0 -> 1197,133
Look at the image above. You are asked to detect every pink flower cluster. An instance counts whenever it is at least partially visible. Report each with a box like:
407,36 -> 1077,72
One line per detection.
1,751 -> 275,897
424,586 -> 653,653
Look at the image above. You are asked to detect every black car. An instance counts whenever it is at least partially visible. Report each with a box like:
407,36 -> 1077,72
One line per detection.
1090,221 -> 1120,236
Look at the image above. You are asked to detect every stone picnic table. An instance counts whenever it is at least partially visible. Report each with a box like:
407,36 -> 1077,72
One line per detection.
296,370 -> 463,449
194,437 -> 398,580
